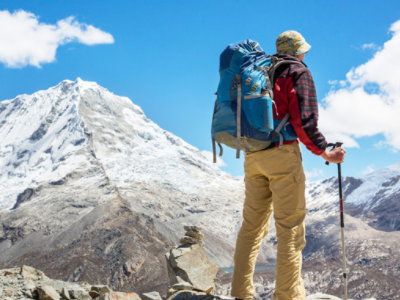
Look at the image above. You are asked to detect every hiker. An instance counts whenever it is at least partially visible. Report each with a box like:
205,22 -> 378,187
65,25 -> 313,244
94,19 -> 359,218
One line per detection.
230,31 -> 346,300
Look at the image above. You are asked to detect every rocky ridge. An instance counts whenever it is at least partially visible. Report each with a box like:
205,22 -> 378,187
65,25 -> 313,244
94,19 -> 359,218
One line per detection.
0,265 -> 346,300
0,227 -> 362,300
0,265 -> 142,300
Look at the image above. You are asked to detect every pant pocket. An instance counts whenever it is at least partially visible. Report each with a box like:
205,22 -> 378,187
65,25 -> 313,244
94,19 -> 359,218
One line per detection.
294,172 -> 305,183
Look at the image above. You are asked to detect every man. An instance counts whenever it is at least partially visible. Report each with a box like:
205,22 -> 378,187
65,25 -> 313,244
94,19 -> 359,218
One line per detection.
230,31 -> 346,300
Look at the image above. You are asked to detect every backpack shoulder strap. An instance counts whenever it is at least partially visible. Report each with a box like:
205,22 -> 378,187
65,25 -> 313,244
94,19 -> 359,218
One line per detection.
267,56 -> 302,84
267,58 -> 301,148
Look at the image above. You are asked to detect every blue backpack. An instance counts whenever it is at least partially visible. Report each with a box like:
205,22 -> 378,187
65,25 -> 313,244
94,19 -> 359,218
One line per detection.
211,39 -> 299,163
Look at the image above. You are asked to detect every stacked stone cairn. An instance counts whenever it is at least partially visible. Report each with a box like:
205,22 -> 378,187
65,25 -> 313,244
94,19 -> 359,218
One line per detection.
180,226 -> 204,246
165,226 -> 224,300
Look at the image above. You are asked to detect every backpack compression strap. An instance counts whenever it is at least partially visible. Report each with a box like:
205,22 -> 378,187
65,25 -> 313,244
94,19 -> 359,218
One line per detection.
236,74 -> 242,159
271,113 -> 290,149
212,138 -> 224,164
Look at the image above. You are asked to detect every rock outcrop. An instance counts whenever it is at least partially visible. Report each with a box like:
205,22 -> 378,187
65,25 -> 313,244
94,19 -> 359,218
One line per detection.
0,265 -> 142,300
166,226 -> 219,294
0,244 -> 376,300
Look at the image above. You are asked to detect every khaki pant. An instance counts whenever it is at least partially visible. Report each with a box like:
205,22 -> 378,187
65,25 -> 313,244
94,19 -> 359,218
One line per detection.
231,143 -> 306,300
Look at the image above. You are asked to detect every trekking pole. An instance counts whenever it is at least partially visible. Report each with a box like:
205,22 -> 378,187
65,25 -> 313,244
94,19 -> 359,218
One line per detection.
325,142 -> 347,300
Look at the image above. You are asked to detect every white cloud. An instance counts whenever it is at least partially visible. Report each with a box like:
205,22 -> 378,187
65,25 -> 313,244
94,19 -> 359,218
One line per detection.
0,10 -> 114,68
319,19 -> 400,151
362,43 -> 380,50
362,164 -> 375,175
201,150 -> 227,167
328,80 -> 338,85
305,168 -> 324,180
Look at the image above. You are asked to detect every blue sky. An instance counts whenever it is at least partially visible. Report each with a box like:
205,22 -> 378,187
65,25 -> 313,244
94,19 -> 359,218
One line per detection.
1,0 -> 400,181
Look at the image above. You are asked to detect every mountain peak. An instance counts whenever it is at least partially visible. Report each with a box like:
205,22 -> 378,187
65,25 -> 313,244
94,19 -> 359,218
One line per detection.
0,80 -> 237,213
53,77 -> 105,94
0,80 -> 245,274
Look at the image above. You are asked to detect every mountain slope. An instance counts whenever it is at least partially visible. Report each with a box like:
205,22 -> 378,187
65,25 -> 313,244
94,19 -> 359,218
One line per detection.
0,79 -> 247,293
305,163 -> 400,231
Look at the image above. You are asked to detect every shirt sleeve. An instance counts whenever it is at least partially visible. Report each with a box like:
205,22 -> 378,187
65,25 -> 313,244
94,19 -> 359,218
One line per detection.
287,67 -> 327,155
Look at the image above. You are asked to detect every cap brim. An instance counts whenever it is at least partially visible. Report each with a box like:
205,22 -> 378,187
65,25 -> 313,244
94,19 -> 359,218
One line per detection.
297,42 -> 311,55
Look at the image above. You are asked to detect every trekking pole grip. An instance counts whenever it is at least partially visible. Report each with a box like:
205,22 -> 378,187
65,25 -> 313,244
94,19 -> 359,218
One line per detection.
325,142 -> 343,166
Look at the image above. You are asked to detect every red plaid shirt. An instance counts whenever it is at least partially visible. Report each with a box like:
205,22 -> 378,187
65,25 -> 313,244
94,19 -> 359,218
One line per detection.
273,54 -> 327,155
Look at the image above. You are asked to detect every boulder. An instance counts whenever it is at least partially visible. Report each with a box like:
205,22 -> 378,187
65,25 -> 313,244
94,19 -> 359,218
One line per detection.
90,285 -> 111,298
141,291 -> 162,300
173,282 -> 195,291
180,236 -> 203,246
61,287 -> 71,300
23,289 -> 34,299
22,279 -> 36,290
183,226 -> 202,232
185,231 -> 203,241
78,281 -> 93,293
167,290 -> 222,300
166,251 -> 185,285
20,265 -> 47,280
38,285 -> 60,300
96,291 -> 141,300
68,285 -> 90,299
166,244 -> 219,293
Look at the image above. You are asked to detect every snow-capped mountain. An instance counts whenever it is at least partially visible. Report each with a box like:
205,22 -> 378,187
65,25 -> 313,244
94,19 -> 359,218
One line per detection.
1,78 -> 399,297
0,79 -> 247,293
305,163 -> 400,231
0,78 -> 244,237
1,79 -> 239,210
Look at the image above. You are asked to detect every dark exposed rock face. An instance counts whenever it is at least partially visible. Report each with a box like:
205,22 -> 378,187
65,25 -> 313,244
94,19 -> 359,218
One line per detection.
308,172 -> 400,234
0,171 -> 174,295
343,177 -> 364,199
345,188 -> 400,232
11,188 -> 36,210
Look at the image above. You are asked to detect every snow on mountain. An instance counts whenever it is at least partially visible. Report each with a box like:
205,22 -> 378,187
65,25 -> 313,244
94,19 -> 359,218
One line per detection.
305,162 -> 400,231
0,78 -> 239,206
0,78 -> 246,268
346,163 -> 400,208
305,175 -> 362,218
0,80 -> 88,210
